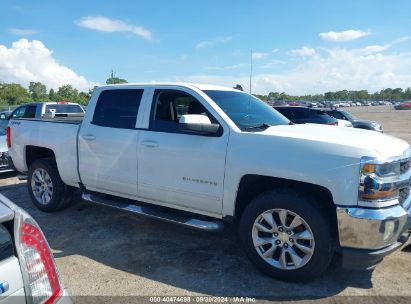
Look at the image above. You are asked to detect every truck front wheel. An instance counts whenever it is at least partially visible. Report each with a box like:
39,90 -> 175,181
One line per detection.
27,158 -> 73,212
239,189 -> 336,281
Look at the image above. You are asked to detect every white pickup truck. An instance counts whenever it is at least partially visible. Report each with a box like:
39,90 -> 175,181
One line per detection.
6,83 -> 411,281
0,194 -> 71,304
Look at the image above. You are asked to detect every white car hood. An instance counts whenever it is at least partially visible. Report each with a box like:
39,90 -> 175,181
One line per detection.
262,124 -> 409,158
0,135 -> 7,152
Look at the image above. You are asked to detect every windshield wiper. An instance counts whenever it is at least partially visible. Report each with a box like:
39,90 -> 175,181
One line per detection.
244,123 -> 272,130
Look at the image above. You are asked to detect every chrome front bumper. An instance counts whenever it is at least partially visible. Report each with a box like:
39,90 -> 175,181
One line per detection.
0,152 -> 13,173
336,197 -> 410,269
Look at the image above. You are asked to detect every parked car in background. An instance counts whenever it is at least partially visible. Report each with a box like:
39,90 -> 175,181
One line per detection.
337,119 -> 353,128
395,101 -> 411,110
325,109 -> 383,132
0,193 -> 71,303
0,110 -> 12,130
0,128 -> 13,173
274,106 -> 338,125
9,102 -> 85,120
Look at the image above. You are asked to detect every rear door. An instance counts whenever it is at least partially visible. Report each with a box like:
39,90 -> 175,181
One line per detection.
136,88 -> 229,215
78,88 -> 145,198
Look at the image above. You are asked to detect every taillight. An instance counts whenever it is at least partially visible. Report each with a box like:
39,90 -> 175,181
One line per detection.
6,127 -> 11,148
15,215 -> 62,304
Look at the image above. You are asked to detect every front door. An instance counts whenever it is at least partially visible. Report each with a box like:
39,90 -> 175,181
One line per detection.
137,89 -> 229,215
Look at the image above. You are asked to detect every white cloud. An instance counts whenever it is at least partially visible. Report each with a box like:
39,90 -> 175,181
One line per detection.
272,48 -> 279,53
204,64 -> 248,71
319,29 -> 370,42
9,28 -> 38,36
173,45 -> 411,95
259,60 -> 286,69
0,39 -> 95,91
291,46 -> 317,57
392,36 -> 410,44
251,52 -> 266,60
75,16 -> 152,40
356,44 -> 390,55
196,36 -> 232,49
180,54 -> 189,61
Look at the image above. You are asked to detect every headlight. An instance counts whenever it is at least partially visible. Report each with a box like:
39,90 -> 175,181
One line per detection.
362,162 -> 400,177
359,157 -> 401,207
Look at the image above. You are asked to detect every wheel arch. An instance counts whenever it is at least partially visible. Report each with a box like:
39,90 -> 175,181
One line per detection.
26,146 -> 56,169
234,174 -> 336,225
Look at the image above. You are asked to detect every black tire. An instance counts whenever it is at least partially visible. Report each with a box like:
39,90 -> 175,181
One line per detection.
27,158 -> 73,212
239,189 -> 336,282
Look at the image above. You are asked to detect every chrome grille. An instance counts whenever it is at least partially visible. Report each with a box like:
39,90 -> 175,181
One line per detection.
399,187 -> 410,206
400,158 -> 411,174
0,152 -> 10,169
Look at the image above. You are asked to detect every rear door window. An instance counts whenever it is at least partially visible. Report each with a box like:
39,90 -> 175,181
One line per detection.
92,89 -> 144,129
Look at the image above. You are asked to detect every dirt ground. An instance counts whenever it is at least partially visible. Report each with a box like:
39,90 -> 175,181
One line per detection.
0,105 -> 410,302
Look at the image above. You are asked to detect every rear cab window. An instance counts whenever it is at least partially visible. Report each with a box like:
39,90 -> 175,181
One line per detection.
45,104 -> 84,114
92,89 -> 144,129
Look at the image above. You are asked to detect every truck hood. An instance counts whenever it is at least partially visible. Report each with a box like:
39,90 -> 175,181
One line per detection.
262,124 -> 409,158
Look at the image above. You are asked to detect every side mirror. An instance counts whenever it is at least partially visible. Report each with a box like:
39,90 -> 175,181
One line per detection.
179,114 -> 220,135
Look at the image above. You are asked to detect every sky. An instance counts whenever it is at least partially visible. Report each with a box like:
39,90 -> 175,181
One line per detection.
1,0 -> 411,95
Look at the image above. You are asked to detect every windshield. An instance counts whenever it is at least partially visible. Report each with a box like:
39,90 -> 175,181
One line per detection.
203,90 -> 290,131
341,110 -> 357,120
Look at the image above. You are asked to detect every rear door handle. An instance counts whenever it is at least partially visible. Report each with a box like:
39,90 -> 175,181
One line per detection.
141,141 -> 159,148
82,134 -> 96,141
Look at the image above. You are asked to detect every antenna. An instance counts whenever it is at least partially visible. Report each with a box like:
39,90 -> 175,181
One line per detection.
249,49 -> 253,95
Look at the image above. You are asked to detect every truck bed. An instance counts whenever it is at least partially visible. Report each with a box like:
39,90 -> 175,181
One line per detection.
8,118 -> 81,187
20,115 -> 84,124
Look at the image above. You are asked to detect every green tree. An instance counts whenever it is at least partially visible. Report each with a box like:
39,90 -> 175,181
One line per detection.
57,85 -> 78,101
0,83 -> 31,105
106,70 -> 128,84
28,82 -> 47,100
76,92 -> 90,105
48,88 -> 57,101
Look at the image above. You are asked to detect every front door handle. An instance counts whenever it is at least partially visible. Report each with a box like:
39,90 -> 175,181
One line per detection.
141,141 -> 159,148
82,134 -> 96,141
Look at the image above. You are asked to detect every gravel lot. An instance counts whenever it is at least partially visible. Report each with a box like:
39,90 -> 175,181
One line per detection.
0,105 -> 410,302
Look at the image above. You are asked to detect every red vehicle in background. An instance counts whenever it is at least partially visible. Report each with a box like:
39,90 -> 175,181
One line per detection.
395,101 -> 411,110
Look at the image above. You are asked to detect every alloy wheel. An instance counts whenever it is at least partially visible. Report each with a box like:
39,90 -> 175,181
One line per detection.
252,208 -> 315,270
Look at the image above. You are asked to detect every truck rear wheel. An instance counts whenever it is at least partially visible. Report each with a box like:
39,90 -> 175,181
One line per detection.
239,189 -> 336,281
27,158 -> 73,212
